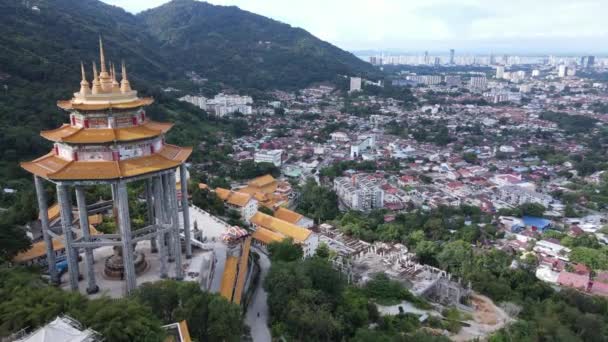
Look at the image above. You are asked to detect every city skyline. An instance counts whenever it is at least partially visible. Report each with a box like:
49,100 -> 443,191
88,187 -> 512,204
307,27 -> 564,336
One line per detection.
101,0 -> 608,54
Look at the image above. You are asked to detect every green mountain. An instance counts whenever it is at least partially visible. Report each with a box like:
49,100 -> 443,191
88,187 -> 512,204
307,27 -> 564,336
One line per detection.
138,0 -> 377,90
0,0 -> 375,181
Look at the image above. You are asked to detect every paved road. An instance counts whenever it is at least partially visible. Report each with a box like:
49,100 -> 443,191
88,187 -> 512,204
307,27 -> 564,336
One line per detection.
245,248 -> 271,342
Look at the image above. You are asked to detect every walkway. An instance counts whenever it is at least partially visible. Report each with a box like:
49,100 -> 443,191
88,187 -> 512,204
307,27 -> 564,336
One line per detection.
244,247 -> 271,342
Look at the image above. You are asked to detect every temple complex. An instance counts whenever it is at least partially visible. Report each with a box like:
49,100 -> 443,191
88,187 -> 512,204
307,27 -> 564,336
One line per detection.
21,38 -> 193,295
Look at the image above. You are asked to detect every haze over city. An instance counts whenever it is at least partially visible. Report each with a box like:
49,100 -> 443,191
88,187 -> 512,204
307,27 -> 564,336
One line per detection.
101,0 -> 608,54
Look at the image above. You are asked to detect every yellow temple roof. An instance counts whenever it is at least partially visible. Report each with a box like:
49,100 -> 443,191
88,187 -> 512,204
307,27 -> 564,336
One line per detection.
57,97 -> 154,111
220,256 -> 238,301
21,144 -> 192,181
40,121 -> 173,144
214,187 -> 253,207
251,227 -> 284,245
233,237 -> 251,304
250,211 -> 311,242
274,207 -> 304,225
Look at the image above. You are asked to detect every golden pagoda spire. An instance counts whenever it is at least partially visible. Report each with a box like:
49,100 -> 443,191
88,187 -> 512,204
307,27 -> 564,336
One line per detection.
99,36 -> 108,75
120,61 -> 132,93
111,62 -> 120,93
91,61 -> 102,94
79,62 -> 90,95
99,36 -> 113,92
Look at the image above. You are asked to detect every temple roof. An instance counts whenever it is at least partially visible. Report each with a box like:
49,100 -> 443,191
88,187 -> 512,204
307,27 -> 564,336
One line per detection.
250,211 -> 312,242
57,97 -> 154,111
41,121 -> 173,144
21,144 -> 192,181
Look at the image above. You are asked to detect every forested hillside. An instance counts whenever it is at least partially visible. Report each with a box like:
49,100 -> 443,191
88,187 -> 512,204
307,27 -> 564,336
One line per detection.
0,0 -> 375,182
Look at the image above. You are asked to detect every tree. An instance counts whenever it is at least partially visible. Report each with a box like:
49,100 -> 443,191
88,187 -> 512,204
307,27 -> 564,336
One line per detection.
315,243 -> 330,259
134,280 -> 243,342
0,221 -> 31,262
297,178 -> 339,222
437,240 -> 473,274
462,152 -> 478,164
258,206 -> 274,216
519,203 -> 546,217
80,298 -> 165,342
570,247 -> 608,270
267,238 -> 303,262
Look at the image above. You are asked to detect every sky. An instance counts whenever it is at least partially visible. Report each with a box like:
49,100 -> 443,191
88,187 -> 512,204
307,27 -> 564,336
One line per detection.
101,0 -> 608,54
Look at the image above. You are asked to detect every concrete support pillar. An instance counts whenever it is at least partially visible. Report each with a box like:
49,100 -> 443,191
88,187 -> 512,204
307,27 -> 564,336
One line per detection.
116,182 -> 137,294
179,164 -> 192,259
162,173 -> 175,261
34,176 -> 58,284
153,176 -> 168,278
57,184 -> 79,291
75,186 -> 99,294
169,171 -> 183,280
145,180 -> 158,253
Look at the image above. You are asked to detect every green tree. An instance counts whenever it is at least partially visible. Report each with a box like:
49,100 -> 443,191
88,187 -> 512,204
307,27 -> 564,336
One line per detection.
268,238 -> 304,262
437,240 -> 473,274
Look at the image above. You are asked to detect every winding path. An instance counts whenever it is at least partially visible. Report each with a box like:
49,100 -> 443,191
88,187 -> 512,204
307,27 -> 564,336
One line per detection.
245,248 -> 272,342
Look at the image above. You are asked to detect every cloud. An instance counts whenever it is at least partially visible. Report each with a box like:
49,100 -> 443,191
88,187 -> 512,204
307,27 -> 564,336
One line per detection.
100,0 -> 608,53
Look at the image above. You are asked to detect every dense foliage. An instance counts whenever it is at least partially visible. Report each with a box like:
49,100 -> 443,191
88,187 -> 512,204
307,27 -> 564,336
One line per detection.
134,280 -> 244,342
264,241 -> 447,341
0,269 -> 244,341
297,178 -> 340,223
139,0 -> 378,91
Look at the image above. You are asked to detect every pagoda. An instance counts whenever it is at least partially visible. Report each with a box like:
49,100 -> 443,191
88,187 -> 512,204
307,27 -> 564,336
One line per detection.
21,38 -> 193,295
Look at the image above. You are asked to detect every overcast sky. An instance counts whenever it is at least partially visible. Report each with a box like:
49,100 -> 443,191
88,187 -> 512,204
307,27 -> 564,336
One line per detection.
101,0 -> 608,54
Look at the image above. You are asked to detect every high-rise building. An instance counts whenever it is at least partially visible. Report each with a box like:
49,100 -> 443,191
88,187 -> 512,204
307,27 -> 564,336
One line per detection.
587,56 -> 595,68
434,57 -> 441,66
449,49 -> 455,64
469,76 -> 488,91
349,77 -> 362,92
503,54 -> 509,65
424,51 -> 430,65
558,65 -> 567,77
496,66 -> 505,79
532,69 -> 540,77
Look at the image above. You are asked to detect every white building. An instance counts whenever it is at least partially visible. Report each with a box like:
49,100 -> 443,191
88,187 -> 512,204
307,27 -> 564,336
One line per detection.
179,93 -> 253,117
558,65 -> 567,77
469,76 -> 487,91
179,94 -> 208,110
350,135 -> 375,158
334,175 -> 384,211
496,66 -> 505,79
330,131 -> 349,142
532,69 -> 540,77
349,77 -> 362,92
254,149 -> 283,167
497,185 -> 553,207
207,93 -> 253,117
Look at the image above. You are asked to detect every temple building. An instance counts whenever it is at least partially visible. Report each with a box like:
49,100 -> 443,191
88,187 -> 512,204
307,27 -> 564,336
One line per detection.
20,38 -> 193,295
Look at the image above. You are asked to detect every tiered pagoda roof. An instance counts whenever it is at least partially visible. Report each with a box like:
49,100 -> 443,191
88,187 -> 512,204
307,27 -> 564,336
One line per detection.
21,38 -> 191,182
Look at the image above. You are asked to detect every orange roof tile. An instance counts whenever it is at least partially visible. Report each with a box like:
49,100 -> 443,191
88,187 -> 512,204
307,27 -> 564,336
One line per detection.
248,174 -> 276,188
21,145 -> 192,181
214,188 -> 253,207
251,227 -> 284,245
215,188 -> 231,201
233,237 -> 251,304
13,238 -> 64,263
57,97 -> 154,111
40,121 -> 173,144
274,207 -> 303,225
220,256 -> 238,301
250,212 -> 311,242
